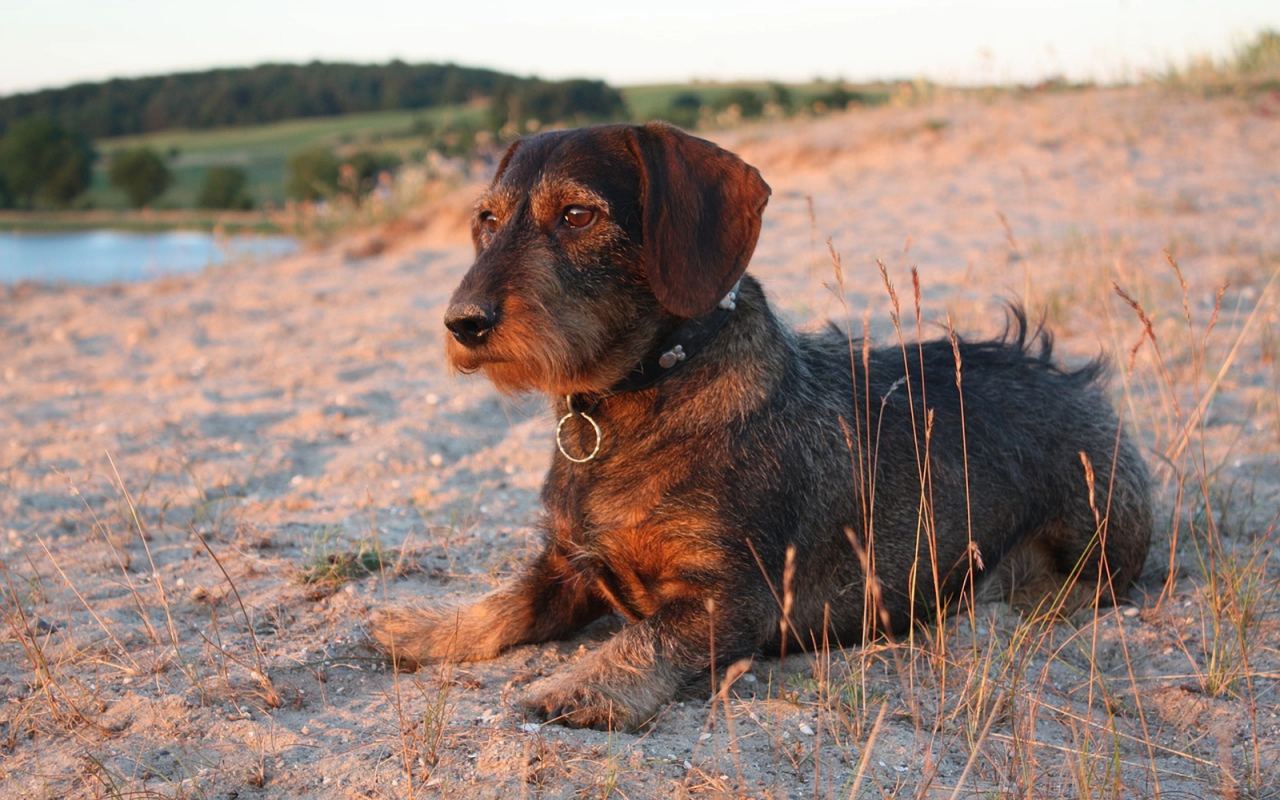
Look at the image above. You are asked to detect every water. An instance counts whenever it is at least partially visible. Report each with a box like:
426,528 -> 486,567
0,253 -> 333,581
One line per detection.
0,230 -> 298,285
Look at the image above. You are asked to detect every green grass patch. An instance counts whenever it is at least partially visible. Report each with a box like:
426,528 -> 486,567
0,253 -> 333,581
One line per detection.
89,104 -> 488,210
298,531 -> 415,598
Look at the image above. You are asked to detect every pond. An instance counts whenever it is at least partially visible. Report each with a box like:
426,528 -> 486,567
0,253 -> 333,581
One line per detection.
0,230 -> 299,285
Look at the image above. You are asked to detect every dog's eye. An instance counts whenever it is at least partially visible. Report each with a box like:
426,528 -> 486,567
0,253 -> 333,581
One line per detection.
478,211 -> 499,233
561,206 -> 596,229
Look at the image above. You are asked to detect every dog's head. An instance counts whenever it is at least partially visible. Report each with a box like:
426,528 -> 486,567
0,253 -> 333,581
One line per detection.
443,123 -> 771,395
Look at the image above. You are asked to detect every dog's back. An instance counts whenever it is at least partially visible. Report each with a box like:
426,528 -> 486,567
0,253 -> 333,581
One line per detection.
768,302 -> 1152,640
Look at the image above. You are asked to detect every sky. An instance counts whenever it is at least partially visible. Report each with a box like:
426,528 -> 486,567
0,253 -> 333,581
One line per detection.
1,1 -> 1277,95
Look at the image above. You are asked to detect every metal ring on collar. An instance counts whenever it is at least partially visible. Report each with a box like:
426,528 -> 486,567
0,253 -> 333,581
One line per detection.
555,395 -> 602,463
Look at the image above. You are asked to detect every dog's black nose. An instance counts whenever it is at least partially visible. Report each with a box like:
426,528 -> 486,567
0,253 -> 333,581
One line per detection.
444,302 -> 496,346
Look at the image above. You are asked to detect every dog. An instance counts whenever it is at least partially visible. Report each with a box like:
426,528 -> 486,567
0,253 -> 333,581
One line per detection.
370,122 -> 1153,731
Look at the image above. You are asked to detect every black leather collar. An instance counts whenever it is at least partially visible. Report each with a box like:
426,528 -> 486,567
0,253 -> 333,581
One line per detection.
572,279 -> 741,409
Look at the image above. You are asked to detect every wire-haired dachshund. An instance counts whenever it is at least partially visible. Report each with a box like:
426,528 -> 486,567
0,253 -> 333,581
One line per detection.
370,122 -> 1152,730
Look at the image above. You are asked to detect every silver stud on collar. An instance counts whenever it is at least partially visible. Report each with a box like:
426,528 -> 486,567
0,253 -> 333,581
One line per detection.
658,344 -> 686,369
718,282 -> 740,311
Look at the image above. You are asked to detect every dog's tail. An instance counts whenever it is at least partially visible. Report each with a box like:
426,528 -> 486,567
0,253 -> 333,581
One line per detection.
984,303 -> 1108,387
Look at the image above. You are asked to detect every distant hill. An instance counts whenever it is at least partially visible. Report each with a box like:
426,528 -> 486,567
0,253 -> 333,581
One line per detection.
0,61 -> 625,138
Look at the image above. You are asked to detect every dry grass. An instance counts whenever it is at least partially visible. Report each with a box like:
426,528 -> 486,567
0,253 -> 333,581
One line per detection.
1,85 -> 1277,798
1162,29 -> 1280,98
778,238 -> 1279,798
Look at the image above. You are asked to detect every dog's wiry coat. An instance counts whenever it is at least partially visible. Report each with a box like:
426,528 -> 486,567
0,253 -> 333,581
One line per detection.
371,123 -> 1153,731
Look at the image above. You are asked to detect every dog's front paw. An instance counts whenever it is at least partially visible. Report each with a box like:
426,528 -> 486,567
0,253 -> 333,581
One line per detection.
520,672 -> 658,731
521,676 -> 625,730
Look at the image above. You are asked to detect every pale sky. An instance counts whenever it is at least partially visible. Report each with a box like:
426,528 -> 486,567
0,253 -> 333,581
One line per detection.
1,1 -> 1276,95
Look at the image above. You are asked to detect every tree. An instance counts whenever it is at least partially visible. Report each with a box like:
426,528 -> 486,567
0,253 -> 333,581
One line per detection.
0,117 -> 94,208
286,146 -> 340,201
108,147 -> 171,208
341,150 -> 400,200
662,92 -> 704,129
489,77 -> 627,132
717,89 -> 764,119
812,83 -> 851,111
196,166 -> 254,210
767,83 -> 794,114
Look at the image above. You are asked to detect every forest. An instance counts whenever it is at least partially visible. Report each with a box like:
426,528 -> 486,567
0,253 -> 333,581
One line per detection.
0,61 -> 624,139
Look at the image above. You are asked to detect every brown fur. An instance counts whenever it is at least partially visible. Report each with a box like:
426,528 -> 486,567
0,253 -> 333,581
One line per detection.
369,123 -> 1153,731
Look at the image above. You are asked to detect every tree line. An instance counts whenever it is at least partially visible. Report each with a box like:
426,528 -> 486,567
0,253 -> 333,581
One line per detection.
0,61 -> 622,139
0,59 -> 879,212
0,116 -> 404,211
0,118 -> 182,210
0,62 -> 627,211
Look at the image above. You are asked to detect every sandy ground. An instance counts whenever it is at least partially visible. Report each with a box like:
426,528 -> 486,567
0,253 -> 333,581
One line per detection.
2,87 -> 1279,798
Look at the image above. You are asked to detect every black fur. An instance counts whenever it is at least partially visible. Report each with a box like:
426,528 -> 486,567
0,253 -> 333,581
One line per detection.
371,123 -> 1154,730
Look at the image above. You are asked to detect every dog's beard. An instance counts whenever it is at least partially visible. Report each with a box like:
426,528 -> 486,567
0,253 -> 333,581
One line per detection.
445,324 -> 644,397
445,323 -> 581,395
482,361 -> 557,394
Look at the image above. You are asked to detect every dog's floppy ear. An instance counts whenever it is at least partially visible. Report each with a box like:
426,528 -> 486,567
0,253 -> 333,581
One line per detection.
630,123 -> 771,317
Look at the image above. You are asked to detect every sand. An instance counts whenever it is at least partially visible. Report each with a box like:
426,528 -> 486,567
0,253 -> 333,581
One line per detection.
2,86 -> 1278,798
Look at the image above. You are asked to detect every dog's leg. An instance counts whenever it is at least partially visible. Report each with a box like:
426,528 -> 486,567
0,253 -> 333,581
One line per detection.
520,596 -> 753,731
369,547 -> 602,669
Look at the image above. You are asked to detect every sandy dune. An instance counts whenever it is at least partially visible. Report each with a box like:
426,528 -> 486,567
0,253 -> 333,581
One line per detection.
2,87 -> 1278,798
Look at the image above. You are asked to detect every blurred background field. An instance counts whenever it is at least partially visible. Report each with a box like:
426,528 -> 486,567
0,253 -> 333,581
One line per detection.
0,30 -> 1275,233
79,80 -> 882,211
0,27 -> 1275,236
0,67 -> 902,223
